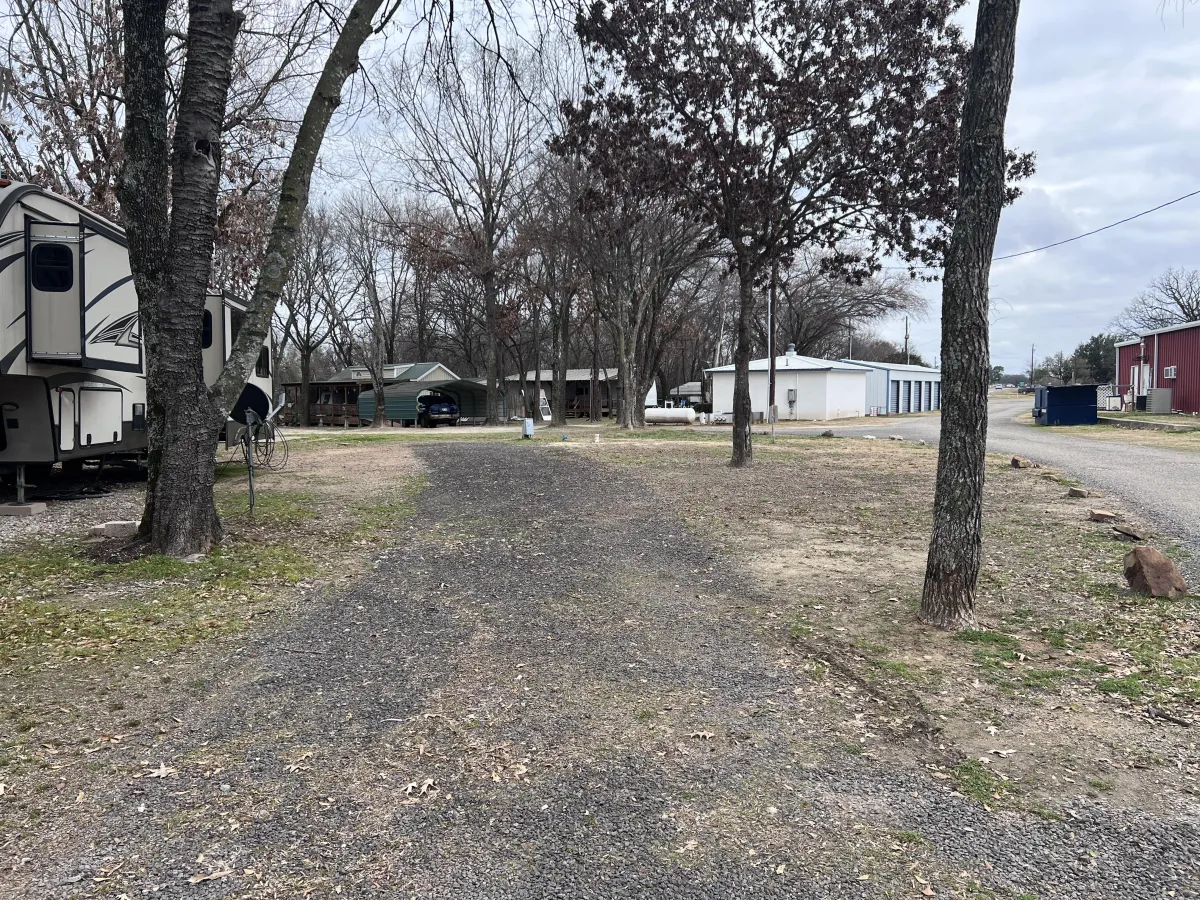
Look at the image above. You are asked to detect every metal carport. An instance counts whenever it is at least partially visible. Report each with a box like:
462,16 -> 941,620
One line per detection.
358,379 -> 489,425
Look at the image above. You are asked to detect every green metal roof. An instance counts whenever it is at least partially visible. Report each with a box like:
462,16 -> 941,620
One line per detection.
401,362 -> 442,381
358,379 -> 489,422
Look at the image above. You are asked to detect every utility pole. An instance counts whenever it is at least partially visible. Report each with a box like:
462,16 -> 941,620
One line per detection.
1030,343 -> 1035,385
847,319 -> 853,360
768,261 -> 778,440
904,316 -> 911,365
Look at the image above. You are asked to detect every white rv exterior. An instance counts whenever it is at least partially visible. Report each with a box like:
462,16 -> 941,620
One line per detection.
0,181 -> 271,473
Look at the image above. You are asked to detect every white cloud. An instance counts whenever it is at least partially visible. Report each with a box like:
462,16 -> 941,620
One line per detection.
882,0 -> 1200,374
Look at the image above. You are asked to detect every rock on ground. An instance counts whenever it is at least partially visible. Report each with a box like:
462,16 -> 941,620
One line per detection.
1124,546 -> 1189,599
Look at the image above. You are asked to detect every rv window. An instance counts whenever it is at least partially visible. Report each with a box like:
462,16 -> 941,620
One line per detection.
228,306 -> 244,343
201,310 -> 213,349
31,243 -> 74,292
255,346 -> 270,378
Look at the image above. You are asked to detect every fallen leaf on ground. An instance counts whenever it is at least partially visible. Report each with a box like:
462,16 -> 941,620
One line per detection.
187,870 -> 233,884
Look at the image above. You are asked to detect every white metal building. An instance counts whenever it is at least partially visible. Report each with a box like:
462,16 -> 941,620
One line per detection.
706,347 -> 867,421
840,360 -> 942,415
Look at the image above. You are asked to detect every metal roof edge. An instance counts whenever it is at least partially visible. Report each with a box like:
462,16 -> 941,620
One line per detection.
1132,320 -> 1200,339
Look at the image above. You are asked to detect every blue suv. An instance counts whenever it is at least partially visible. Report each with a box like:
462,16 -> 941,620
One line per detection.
417,393 -> 459,427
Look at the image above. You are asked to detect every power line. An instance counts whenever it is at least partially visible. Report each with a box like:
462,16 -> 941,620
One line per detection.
882,186 -> 1200,271
992,187 -> 1200,261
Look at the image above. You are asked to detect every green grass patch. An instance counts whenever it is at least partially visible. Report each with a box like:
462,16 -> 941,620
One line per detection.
0,539 -> 313,662
1095,675 -> 1144,699
952,759 -> 1006,806
217,490 -> 317,527
1021,668 -> 1070,689
1040,626 -> 1070,649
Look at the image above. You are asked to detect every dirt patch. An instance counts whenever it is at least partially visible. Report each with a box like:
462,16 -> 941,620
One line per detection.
566,434 -> 1200,821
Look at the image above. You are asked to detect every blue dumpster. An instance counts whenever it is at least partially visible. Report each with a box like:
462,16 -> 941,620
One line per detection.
1033,384 -> 1098,426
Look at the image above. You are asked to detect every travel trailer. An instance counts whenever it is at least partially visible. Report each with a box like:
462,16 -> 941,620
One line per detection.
0,180 -> 271,479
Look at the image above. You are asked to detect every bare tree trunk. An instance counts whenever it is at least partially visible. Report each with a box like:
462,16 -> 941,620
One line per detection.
122,0 -> 387,556
590,302 -> 601,422
369,320 -> 388,426
552,291 -> 570,426
122,0 -> 241,555
483,270 -> 501,425
921,0 -> 1021,629
531,297 -> 542,420
731,257 -> 756,467
299,352 -> 312,427
614,315 -> 636,430
211,0 -> 386,413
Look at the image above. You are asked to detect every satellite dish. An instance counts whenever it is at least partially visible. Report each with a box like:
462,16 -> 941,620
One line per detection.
229,383 -> 270,425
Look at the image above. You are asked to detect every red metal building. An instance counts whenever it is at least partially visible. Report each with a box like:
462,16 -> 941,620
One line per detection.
1115,320 -> 1200,413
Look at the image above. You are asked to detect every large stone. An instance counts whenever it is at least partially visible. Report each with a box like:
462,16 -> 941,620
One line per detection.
0,502 -> 47,517
90,520 -> 139,539
1011,456 -> 1032,469
1113,524 -> 1147,542
1123,547 -> 1188,599
1067,487 -> 1090,498
1089,509 -> 1119,523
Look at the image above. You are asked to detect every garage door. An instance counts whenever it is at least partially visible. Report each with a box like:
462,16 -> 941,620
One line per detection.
902,381 -> 912,413
889,381 -> 900,414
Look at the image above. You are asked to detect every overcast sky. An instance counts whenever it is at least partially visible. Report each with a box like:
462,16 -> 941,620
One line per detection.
880,0 -> 1200,375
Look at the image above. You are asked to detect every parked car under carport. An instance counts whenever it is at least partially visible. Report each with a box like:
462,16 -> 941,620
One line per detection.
358,379 -> 490,427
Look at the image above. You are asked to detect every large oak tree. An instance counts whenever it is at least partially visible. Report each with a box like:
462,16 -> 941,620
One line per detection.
121,0 -> 388,555
561,0 -> 971,466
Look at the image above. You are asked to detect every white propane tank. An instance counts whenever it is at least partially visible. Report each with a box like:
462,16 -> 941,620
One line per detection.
644,407 -> 698,425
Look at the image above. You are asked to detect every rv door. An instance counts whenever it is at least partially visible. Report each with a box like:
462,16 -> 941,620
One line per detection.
27,220 -> 83,360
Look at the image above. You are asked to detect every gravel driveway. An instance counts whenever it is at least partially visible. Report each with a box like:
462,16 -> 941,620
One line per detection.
15,443 -> 1198,899
765,397 -> 1200,581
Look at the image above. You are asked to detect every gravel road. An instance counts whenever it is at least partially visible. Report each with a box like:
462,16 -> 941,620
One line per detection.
17,443 -> 1199,899
764,397 -> 1200,581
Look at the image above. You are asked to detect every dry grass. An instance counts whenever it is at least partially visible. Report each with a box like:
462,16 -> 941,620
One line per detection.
1046,423 -> 1200,452
566,433 -> 1200,817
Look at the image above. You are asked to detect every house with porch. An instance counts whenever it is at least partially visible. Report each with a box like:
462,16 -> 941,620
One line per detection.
281,362 -> 459,425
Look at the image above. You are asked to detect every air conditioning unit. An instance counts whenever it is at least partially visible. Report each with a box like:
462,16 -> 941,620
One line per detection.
1148,387 -> 1173,414
1163,365 -> 1178,379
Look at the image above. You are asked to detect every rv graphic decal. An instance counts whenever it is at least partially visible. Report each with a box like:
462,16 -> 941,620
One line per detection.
90,312 -> 142,349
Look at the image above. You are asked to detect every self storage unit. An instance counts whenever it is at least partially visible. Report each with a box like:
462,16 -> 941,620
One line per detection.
840,360 -> 942,415
706,347 -> 867,421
